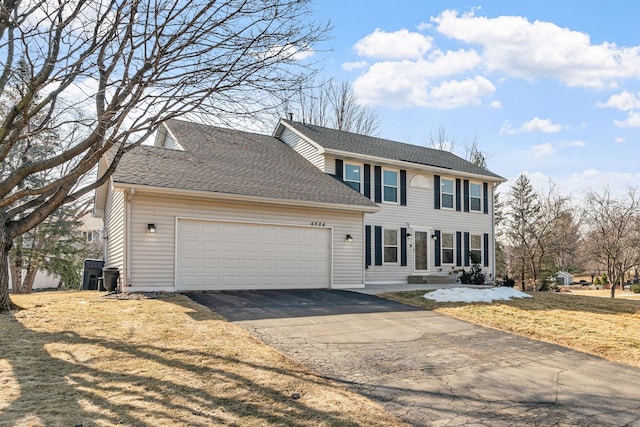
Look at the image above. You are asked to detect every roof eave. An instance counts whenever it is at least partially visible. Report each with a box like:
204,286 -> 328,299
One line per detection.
111,181 -> 381,213
323,148 -> 506,183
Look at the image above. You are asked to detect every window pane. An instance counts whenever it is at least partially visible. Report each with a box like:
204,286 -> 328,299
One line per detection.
384,229 -> 397,245
384,247 -> 398,263
345,181 -> 360,192
383,170 -> 398,186
442,194 -> 453,208
470,183 -> 481,197
471,198 -> 481,211
441,179 -> 453,193
384,186 -> 397,202
442,233 -> 453,248
345,164 -> 360,182
443,249 -> 454,264
470,249 -> 482,263
471,235 -> 481,248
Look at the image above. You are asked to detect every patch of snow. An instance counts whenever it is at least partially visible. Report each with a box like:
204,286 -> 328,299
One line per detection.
424,287 -> 532,303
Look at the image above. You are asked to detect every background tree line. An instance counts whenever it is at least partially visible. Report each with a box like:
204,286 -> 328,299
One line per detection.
497,173 -> 640,298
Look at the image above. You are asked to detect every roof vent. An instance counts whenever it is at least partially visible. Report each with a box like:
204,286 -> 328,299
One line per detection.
288,112 -> 293,121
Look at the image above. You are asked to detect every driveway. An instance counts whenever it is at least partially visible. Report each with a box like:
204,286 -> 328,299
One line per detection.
187,290 -> 640,426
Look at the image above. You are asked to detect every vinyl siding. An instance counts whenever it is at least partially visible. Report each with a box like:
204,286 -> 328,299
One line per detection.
128,195 -> 365,290
364,171 -> 495,283
280,128 -> 325,171
104,184 -> 125,273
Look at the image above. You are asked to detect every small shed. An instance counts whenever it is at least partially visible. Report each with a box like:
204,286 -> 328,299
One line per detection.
556,271 -> 574,286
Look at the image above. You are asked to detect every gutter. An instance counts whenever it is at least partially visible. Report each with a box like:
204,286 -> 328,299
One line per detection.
112,182 -> 381,214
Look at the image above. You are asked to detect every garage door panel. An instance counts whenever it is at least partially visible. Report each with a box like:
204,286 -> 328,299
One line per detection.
176,219 -> 331,290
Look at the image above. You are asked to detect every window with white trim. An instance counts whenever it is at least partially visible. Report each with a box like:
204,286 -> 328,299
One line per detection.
470,182 -> 482,212
442,232 -> 454,264
470,234 -> 482,264
344,163 -> 361,192
441,178 -> 454,209
383,169 -> 399,203
383,228 -> 398,263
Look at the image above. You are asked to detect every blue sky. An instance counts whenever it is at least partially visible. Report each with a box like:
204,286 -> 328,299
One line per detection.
308,1 -> 640,198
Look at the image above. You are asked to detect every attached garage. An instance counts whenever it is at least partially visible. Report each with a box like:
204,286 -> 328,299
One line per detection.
176,218 -> 332,291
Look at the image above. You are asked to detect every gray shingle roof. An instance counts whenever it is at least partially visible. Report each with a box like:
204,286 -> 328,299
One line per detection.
111,119 -> 378,210
280,120 -> 505,181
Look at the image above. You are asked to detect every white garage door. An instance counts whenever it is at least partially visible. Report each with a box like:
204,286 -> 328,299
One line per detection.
176,219 -> 331,291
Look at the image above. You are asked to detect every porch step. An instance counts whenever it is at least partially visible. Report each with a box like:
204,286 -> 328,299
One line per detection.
408,275 -> 459,285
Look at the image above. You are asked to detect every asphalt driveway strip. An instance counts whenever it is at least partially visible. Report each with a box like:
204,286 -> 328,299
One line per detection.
187,289 -> 640,426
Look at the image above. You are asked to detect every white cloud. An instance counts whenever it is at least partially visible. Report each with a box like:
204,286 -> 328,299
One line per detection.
352,49 -> 484,107
354,28 -> 433,60
432,9 -> 640,88
597,90 -> 640,110
531,142 -> 555,158
500,117 -> 563,135
341,61 -> 368,71
614,111 -> 640,128
427,76 -> 495,108
598,91 -> 640,127
615,136 -> 626,143
489,100 -> 502,109
568,140 -> 586,147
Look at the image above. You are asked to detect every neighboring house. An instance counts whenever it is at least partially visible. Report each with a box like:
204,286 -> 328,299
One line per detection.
94,119 -> 505,292
556,271 -> 574,286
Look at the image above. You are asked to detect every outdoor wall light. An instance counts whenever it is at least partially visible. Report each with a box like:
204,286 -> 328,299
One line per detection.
431,234 -> 437,241
406,232 -> 412,241
346,234 -> 353,243
148,223 -> 156,233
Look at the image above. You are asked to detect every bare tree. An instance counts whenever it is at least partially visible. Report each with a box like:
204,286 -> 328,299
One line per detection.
0,0 -> 328,310
428,125 -> 455,152
287,78 -> 380,135
503,175 -> 572,290
582,188 -> 640,298
465,135 -> 488,169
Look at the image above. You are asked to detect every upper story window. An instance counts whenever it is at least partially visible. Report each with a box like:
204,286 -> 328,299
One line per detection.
383,228 -> 398,263
470,234 -> 482,264
441,232 -> 454,264
344,163 -> 361,192
470,182 -> 482,212
383,169 -> 398,203
441,178 -> 454,209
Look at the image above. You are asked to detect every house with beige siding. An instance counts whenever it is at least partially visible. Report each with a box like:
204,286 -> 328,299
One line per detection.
274,120 -> 506,285
95,118 -> 504,292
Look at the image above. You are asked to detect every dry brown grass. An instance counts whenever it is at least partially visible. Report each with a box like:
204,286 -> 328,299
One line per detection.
1,291 -> 405,427
381,289 -> 640,369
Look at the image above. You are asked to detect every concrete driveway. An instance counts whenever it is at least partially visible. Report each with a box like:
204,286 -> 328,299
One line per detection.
187,290 -> 640,426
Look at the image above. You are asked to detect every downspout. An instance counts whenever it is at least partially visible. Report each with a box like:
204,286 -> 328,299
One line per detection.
492,183 -> 497,285
125,188 -> 135,288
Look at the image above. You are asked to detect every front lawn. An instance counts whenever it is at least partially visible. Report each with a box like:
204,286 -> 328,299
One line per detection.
1,291 -> 404,427
381,290 -> 640,368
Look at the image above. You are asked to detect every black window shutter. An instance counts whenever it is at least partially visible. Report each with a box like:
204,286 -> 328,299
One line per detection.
400,227 -> 407,266
455,179 -> 462,211
434,175 -> 441,209
374,226 -> 383,266
365,225 -> 372,266
456,231 -> 462,266
463,180 -> 470,212
483,233 -> 490,267
364,164 -> 371,198
483,182 -> 489,214
464,232 -> 470,267
335,159 -> 343,181
374,166 -> 382,203
400,170 -> 407,206
434,230 -> 441,266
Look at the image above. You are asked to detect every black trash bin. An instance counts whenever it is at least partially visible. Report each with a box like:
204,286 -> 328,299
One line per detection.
82,259 -> 105,290
102,267 -> 119,292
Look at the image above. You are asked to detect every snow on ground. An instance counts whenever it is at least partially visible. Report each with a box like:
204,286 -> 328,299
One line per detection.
424,287 -> 532,303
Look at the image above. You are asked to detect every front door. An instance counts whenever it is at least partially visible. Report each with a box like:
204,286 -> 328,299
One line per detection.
413,230 -> 429,273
